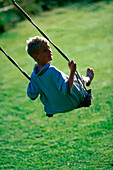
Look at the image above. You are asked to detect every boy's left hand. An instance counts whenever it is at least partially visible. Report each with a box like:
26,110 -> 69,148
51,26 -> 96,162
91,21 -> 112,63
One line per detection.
68,60 -> 77,73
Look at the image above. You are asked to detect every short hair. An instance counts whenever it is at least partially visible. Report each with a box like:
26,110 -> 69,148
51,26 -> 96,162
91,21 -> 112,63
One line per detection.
26,36 -> 48,57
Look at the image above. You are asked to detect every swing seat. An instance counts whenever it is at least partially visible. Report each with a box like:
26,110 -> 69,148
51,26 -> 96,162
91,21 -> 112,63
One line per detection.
76,89 -> 92,108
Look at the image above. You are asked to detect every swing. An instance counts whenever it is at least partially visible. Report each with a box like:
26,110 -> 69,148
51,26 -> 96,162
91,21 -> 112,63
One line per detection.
0,47 -> 92,116
0,0 -> 93,117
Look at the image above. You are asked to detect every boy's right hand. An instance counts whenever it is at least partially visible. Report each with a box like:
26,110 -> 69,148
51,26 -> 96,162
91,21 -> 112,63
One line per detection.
68,60 -> 77,73
67,60 -> 77,93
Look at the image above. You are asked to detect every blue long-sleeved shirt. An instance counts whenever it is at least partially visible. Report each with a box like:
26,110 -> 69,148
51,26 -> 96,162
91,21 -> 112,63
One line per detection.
27,63 -> 87,115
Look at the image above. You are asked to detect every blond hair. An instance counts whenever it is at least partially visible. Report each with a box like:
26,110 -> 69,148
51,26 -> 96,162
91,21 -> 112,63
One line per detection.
26,36 -> 48,57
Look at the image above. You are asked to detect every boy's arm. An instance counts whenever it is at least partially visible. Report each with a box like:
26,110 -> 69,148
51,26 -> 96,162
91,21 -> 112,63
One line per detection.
67,60 -> 77,93
51,62 -> 76,95
27,78 -> 39,100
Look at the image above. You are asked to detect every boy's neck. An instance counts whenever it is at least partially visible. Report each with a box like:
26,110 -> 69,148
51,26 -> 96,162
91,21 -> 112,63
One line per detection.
36,63 -> 49,74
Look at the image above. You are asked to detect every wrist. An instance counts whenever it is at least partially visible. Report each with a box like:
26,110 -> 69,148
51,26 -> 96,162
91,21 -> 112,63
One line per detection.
70,69 -> 75,76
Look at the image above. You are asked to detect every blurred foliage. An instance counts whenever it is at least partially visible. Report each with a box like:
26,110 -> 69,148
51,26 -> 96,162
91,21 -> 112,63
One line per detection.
0,0 -> 112,33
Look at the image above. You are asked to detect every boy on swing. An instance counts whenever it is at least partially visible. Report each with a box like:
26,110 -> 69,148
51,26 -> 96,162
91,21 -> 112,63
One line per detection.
26,36 -> 94,117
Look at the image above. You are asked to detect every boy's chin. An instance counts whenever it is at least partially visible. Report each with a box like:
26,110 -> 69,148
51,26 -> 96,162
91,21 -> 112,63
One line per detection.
50,56 -> 53,61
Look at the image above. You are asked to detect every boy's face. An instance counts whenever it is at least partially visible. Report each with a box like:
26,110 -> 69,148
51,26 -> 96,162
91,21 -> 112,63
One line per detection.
35,42 -> 53,65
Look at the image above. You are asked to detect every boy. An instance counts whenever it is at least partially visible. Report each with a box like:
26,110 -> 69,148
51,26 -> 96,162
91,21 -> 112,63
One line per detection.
26,36 -> 94,117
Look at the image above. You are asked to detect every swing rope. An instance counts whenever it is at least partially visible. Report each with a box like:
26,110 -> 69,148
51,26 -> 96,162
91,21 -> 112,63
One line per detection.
0,47 -> 31,81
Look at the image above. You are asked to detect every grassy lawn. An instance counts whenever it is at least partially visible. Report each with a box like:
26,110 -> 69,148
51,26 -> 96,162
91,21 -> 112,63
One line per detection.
0,1 -> 113,169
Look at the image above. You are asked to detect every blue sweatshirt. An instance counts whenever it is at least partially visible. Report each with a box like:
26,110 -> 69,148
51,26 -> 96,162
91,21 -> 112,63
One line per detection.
27,63 -> 87,115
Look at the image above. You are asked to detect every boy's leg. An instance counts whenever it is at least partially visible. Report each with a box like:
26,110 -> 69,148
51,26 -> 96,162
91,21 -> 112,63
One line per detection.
74,68 -> 94,87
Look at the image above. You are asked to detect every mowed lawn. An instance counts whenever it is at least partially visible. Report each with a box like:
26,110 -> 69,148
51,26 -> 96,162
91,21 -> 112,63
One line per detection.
0,1 -> 113,169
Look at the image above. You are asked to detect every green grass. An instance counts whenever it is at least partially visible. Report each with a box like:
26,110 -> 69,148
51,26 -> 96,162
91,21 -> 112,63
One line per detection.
0,1 -> 113,169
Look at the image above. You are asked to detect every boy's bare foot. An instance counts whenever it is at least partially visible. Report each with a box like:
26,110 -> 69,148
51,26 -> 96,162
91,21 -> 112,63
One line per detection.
86,68 -> 94,86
